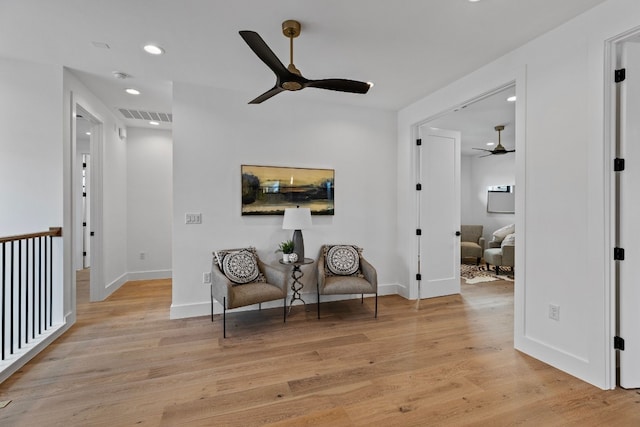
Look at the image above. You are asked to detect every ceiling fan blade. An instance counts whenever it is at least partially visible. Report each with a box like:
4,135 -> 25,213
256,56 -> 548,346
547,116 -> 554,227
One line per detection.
306,78 -> 371,94
472,148 -> 493,152
239,31 -> 289,77
248,86 -> 285,104
479,153 -> 493,158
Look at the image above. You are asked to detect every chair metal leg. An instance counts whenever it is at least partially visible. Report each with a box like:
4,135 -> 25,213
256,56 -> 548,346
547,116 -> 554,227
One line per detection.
375,293 -> 378,318
476,257 -> 480,265
223,297 -> 226,339
361,294 -> 364,304
317,285 -> 321,319
283,295 -> 287,323
210,290 -> 214,322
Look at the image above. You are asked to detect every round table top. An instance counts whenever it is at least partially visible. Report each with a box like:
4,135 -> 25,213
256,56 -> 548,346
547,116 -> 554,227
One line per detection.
279,257 -> 314,266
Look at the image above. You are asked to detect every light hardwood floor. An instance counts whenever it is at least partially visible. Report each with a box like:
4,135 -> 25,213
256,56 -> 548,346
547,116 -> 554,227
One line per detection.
0,272 -> 638,426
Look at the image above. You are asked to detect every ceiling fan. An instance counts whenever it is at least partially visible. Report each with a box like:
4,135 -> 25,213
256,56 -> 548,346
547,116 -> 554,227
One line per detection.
473,125 -> 515,156
239,20 -> 372,104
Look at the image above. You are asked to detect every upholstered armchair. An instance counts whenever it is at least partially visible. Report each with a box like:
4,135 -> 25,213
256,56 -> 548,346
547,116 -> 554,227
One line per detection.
460,225 -> 485,265
484,231 -> 515,275
316,245 -> 378,319
211,247 -> 288,338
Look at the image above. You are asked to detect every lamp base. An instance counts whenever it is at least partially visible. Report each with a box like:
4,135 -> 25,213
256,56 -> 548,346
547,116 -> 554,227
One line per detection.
292,229 -> 304,261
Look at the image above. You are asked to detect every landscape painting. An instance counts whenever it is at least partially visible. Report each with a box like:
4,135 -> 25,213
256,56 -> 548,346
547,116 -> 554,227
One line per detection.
241,165 -> 334,215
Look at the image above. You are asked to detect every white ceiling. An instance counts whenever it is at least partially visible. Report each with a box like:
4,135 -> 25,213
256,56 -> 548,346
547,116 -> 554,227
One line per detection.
0,0 -> 606,132
427,85 -> 516,155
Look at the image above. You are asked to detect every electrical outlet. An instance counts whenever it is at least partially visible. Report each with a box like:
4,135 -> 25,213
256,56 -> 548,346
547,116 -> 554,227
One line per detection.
203,272 -> 211,284
549,304 -> 560,321
185,213 -> 202,224
139,252 -> 146,260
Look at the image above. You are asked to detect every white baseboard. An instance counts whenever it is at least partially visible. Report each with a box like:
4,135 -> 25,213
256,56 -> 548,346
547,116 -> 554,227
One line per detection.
104,272 -> 128,299
127,269 -> 172,281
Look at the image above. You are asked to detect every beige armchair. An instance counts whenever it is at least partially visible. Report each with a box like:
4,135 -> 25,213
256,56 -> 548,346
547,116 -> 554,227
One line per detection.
211,248 -> 288,338
460,225 -> 485,265
316,245 -> 378,319
484,234 -> 515,275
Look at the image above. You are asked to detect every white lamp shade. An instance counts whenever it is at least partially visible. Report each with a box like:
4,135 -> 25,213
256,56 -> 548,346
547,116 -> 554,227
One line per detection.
282,207 -> 312,230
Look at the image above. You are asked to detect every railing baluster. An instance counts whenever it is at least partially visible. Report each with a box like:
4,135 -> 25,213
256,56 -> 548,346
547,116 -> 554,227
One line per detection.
10,242 -> 14,356
48,236 -> 52,328
18,239 -> 22,349
2,242 -> 5,361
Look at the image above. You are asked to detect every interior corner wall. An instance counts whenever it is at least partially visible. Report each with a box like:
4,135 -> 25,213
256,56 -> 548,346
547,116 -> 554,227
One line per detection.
126,127 -> 173,279
171,82 -> 397,319
398,0 -> 640,389
64,70 -> 128,299
462,154 -> 516,242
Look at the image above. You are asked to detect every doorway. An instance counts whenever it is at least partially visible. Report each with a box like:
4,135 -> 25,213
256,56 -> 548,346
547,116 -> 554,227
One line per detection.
73,103 -> 103,303
415,84 -> 517,297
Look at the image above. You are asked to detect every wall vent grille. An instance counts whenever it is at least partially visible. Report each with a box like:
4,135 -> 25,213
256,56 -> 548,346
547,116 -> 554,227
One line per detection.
118,108 -> 172,123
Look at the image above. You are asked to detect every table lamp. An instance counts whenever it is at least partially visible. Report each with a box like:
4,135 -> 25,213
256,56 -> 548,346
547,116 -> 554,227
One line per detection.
282,207 -> 312,261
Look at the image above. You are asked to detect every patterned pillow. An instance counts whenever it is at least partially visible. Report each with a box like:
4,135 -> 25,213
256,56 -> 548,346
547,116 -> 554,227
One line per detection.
214,247 -> 266,285
324,245 -> 362,276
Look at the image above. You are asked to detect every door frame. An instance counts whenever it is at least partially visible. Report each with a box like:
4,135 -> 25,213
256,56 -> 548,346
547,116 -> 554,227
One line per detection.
605,26 -> 640,389
408,76 -> 525,344
71,98 -> 104,303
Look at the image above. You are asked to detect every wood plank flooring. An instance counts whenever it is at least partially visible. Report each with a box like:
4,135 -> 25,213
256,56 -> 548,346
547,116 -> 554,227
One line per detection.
0,272 -> 639,426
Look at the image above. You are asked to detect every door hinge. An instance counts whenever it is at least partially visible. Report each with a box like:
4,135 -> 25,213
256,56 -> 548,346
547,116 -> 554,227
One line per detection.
82,162 -> 87,168
83,251 -> 87,257
416,139 -> 422,146
614,247 -> 625,261
614,336 -> 625,350
615,68 -> 626,83
90,231 -> 95,236
416,273 -> 422,281
614,158 -> 625,172
416,229 -> 422,236
416,183 -> 422,191
82,222 -> 86,227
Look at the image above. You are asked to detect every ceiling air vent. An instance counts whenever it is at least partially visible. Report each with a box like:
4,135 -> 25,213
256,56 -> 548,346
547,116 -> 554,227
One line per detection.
118,108 -> 173,123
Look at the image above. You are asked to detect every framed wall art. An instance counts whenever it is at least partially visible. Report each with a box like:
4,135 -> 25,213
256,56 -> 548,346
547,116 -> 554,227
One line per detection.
241,165 -> 334,215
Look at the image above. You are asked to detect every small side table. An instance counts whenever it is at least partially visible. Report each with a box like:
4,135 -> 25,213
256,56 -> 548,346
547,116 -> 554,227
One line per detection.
279,258 -> 314,315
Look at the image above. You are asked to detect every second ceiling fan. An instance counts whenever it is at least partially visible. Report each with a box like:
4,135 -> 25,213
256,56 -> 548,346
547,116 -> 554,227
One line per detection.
473,125 -> 515,157
239,20 -> 372,104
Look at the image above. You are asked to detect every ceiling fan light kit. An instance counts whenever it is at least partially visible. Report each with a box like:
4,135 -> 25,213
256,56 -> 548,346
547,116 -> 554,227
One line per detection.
239,20 -> 371,104
472,124 -> 515,157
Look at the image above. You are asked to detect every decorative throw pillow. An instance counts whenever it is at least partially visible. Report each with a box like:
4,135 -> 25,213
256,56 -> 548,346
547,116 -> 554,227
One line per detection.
214,247 -> 266,285
501,233 -> 515,247
324,245 -> 362,276
492,223 -> 515,243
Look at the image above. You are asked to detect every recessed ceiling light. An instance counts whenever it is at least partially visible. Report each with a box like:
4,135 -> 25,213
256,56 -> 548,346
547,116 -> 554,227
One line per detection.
149,121 -> 160,126
85,132 -> 91,136
143,44 -> 165,55
507,95 -> 517,102
486,142 -> 495,146
468,0 -> 481,2
125,88 -> 141,95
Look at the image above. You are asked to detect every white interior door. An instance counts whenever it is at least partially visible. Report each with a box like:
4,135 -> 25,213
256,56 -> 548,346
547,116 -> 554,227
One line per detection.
418,126 -> 461,298
619,41 -> 640,389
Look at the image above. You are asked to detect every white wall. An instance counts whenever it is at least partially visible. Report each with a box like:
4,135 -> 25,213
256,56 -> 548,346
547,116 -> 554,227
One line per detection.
126,127 -> 173,279
398,0 -> 640,389
171,83 -> 397,318
0,58 -> 63,236
462,153 -> 516,243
